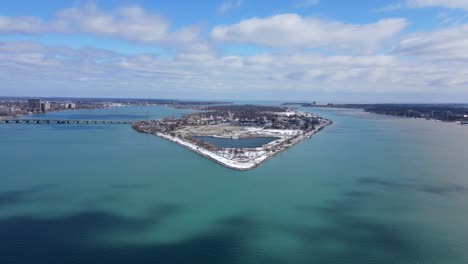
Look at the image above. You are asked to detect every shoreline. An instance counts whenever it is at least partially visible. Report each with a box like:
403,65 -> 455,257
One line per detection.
308,106 -> 468,126
138,120 -> 332,171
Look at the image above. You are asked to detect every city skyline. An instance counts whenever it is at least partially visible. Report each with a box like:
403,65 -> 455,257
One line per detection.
1,0 -> 468,102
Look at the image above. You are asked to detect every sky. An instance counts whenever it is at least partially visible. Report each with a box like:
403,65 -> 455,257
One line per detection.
1,0 -> 468,103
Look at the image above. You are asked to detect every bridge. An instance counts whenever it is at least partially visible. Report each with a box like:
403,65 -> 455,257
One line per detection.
0,119 -> 134,125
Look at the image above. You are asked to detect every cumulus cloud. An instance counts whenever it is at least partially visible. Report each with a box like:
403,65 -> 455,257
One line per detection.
53,4 -> 170,43
211,14 -> 408,52
2,4 -> 468,101
392,24 -> 468,61
0,3 -> 199,45
2,40 -> 468,101
0,16 -> 43,34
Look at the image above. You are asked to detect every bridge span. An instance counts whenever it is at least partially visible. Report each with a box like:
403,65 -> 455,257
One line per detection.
0,119 -> 134,125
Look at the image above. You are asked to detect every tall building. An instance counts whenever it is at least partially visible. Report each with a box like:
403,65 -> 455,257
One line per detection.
60,102 -> 76,109
28,99 -> 41,112
0,106 -> 15,116
0,106 -> 8,116
40,102 -> 51,112
8,106 -> 15,115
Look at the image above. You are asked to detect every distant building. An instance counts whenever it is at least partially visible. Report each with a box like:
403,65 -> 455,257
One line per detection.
60,102 -> 76,109
431,110 -> 453,120
0,106 -> 15,116
8,106 -> 15,115
40,102 -> 51,112
28,99 -> 41,112
0,106 -> 8,116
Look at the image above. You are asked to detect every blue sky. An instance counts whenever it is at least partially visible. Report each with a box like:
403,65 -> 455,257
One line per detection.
1,0 -> 468,102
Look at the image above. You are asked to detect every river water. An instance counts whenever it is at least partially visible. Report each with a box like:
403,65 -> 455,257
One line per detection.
1,105 -> 468,263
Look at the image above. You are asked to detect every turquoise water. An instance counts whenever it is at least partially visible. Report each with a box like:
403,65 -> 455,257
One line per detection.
195,136 -> 279,148
1,106 -> 468,263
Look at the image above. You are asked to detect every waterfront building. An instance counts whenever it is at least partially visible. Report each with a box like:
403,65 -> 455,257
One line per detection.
0,106 -> 8,116
0,106 -> 16,116
28,99 -> 41,112
431,111 -> 453,120
61,102 -> 76,109
40,102 -> 51,112
8,106 -> 15,115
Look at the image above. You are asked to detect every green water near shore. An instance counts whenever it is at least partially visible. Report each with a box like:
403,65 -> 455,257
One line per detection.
1,105 -> 468,263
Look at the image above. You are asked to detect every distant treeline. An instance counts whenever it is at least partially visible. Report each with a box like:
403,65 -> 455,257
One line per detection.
0,96 -> 229,106
287,102 -> 468,122
345,104 -> 468,114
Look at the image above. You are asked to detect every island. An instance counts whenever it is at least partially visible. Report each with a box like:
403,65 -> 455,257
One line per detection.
132,105 -> 332,170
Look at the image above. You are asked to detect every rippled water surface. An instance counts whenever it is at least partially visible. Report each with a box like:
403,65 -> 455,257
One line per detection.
1,105 -> 468,263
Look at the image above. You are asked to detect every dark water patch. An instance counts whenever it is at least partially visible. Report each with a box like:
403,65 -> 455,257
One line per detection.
0,203 -> 184,243
359,177 -> 465,195
0,210 -> 254,264
194,136 -> 279,148
0,184 -> 58,207
293,200 -> 421,264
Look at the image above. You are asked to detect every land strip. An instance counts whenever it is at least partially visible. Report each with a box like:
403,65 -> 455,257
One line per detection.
133,105 -> 331,170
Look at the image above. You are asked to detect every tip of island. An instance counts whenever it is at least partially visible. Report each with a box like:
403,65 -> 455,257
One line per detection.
133,105 -> 332,171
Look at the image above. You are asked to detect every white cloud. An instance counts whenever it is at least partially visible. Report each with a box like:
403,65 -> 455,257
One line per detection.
0,3 -> 199,45
0,16 -> 43,34
393,24 -> 468,61
379,0 -> 468,11
53,4 -> 169,43
2,4 -> 468,101
407,0 -> 468,10
2,40 -> 468,102
211,14 -> 408,52
217,0 -> 243,14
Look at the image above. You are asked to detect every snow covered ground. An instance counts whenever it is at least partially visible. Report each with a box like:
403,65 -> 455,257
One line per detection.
153,120 -> 331,170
